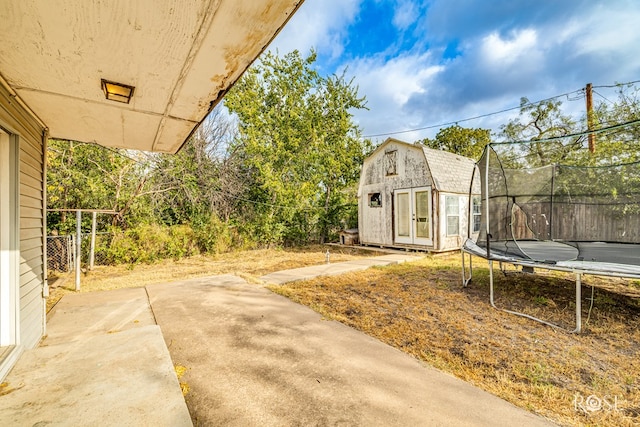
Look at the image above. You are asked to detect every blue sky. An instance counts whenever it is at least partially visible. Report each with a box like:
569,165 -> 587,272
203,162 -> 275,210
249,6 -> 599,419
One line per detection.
264,0 -> 640,144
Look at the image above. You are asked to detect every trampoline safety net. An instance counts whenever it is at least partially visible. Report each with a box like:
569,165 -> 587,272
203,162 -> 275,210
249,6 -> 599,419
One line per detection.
471,137 -> 640,266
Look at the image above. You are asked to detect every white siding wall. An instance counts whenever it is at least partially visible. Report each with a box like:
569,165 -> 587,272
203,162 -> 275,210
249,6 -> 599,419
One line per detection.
0,83 -> 46,350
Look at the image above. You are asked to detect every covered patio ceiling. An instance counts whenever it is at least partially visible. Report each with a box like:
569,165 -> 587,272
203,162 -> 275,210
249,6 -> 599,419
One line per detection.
0,0 -> 303,153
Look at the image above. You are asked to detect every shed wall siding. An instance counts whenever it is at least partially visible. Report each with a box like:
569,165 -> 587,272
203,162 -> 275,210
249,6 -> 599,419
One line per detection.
359,142 -> 434,247
0,83 -> 46,351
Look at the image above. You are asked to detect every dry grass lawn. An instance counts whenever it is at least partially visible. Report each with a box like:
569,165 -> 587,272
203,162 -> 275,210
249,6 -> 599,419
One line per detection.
46,245 -> 375,312
271,254 -> 640,427
48,246 -> 640,426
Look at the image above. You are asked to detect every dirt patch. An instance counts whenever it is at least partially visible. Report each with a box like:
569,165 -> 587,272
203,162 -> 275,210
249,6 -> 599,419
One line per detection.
270,254 -> 640,427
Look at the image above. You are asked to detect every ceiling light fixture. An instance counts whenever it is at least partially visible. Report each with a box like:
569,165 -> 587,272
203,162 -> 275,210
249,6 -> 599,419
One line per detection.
101,79 -> 135,104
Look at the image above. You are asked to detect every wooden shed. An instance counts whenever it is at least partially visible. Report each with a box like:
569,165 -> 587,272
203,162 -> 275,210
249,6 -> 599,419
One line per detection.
358,138 -> 480,252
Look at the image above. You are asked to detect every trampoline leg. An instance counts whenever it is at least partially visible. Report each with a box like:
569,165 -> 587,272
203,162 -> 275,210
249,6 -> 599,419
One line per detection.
573,273 -> 582,334
489,260 -> 496,308
461,251 -> 473,287
489,262 -> 582,333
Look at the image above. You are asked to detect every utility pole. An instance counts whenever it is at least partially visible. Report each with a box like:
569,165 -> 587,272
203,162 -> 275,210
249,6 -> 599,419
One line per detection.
586,83 -> 595,153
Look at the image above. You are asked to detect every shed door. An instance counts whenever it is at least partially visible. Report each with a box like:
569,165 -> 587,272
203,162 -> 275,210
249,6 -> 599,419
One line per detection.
394,187 -> 432,246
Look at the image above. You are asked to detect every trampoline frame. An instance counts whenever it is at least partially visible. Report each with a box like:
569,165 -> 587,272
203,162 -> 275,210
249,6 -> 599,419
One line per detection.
461,241 -> 640,333
461,145 -> 640,333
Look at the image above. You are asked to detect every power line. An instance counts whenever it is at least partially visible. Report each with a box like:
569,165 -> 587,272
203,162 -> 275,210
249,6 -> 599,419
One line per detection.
87,142 -> 155,165
51,141 -> 347,212
226,192 -> 356,212
361,88 -> 584,138
491,117 -> 640,146
593,90 -> 615,105
592,79 -> 640,89
228,193 -> 320,211
362,78 -> 640,139
51,138 -> 156,165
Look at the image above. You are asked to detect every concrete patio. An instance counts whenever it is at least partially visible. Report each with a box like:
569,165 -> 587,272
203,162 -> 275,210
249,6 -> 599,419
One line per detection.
0,255 -> 556,426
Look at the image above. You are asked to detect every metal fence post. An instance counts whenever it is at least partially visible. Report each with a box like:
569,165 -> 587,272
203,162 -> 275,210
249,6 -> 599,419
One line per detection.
75,210 -> 81,291
89,211 -> 97,270
66,235 -> 72,271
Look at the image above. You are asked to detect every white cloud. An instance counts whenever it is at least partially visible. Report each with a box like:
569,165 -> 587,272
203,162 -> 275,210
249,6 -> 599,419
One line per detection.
345,52 -> 443,140
263,0 -> 640,143
354,54 -> 442,104
559,4 -> 640,78
577,5 -> 640,52
268,0 -> 361,61
480,29 -> 538,66
392,0 -> 418,31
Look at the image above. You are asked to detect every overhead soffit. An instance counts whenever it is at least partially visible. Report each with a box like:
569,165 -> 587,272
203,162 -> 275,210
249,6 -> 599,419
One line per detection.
0,0 -> 303,153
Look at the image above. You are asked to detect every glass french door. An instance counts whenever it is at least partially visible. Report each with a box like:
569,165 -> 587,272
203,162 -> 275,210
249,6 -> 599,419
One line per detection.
394,187 -> 432,246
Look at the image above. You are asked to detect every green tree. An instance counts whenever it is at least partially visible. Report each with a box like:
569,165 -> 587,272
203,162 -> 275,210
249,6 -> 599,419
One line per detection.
47,140 -> 153,232
148,109 -> 245,225
224,50 -> 370,244
498,88 -> 640,168
417,125 -> 489,159
587,84 -> 640,214
499,98 -> 580,167
492,87 -> 640,228
591,83 -> 640,164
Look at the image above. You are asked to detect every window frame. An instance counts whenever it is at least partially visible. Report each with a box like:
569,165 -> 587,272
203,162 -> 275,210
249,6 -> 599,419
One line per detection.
445,195 -> 460,236
472,195 -> 482,233
368,192 -> 382,208
0,128 -> 20,348
384,150 -> 397,176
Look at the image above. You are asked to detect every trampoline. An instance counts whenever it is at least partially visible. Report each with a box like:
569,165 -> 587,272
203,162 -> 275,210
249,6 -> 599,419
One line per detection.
461,131 -> 640,332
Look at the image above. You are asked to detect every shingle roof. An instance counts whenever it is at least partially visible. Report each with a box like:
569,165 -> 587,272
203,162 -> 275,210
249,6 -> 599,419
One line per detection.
420,146 -> 477,193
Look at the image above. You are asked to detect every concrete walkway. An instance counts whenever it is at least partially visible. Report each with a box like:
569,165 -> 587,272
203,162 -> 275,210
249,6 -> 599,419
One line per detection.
260,254 -> 423,284
0,255 -> 556,426
147,275 -> 554,426
0,287 -> 192,426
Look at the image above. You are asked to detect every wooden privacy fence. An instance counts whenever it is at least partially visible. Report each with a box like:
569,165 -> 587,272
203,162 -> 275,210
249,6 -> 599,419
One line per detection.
488,200 -> 640,243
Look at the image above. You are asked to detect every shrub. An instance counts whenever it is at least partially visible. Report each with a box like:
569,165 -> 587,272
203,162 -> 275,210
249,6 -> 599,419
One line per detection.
193,214 -> 235,254
167,225 -> 199,259
106,224 -> 199,264
102,218 -> 261,265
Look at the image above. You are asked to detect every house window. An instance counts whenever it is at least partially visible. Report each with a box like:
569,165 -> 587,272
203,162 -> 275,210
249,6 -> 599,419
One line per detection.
369,193 -> 382,207
384,150 -> 397,176
445,196 -> 460,236
472,196 -> 482,233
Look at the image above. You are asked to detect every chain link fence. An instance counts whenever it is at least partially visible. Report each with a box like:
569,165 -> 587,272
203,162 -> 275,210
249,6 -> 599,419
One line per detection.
47,232 -> 113,272
46,235 -> 74,272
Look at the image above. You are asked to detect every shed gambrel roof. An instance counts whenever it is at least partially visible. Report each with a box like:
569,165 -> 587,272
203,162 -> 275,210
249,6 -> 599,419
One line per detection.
373,138 -> 477,194
420,145 -> 476,194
